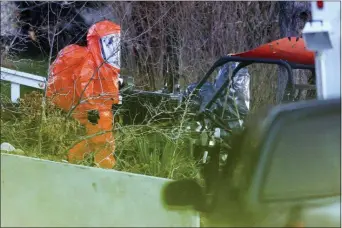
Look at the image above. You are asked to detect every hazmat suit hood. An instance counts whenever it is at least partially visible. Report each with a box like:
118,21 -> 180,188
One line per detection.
87,20 -> 121,72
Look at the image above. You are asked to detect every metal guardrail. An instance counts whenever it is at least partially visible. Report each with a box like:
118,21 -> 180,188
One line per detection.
0,67 -> 124,104
0,67 -> 46,103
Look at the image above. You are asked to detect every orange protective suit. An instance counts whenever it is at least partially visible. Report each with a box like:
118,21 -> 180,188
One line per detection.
46,20 -> 121,169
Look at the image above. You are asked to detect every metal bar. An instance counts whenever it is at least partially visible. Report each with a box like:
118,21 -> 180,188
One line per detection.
193,56 -> 302,94
204,58 -> 294,111
192,56 -> 316,106
288,62 -> 315,70
0,67 -> 46,89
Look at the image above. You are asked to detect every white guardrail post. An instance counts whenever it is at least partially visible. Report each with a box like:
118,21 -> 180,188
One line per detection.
0,67 -> 46,103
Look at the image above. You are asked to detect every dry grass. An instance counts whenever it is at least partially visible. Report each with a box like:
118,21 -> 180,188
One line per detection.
0,57 -> 278,182
0,89 -> 200,180
0,1 -> 282,181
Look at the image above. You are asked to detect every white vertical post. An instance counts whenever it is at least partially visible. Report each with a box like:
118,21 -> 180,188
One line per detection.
304,1 -> 341,100
10,82 -> 20,103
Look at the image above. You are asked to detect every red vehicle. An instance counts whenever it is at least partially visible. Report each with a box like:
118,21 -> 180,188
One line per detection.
183,36 -> 316,133
177,36 -> 318,198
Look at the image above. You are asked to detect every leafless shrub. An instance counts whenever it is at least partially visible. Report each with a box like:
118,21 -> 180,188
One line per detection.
1,1 -> 312,175
0,1 -> 29,62
2,1 -> 311,106
107,1 -> 310,107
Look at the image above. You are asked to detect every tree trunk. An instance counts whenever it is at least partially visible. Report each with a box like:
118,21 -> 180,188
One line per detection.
277,1 -> 312,103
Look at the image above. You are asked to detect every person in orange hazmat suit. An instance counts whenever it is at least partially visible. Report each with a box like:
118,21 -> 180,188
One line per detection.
46,20 -> 121,169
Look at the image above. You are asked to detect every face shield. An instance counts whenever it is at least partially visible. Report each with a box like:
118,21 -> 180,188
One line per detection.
100,33 -> 121,69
